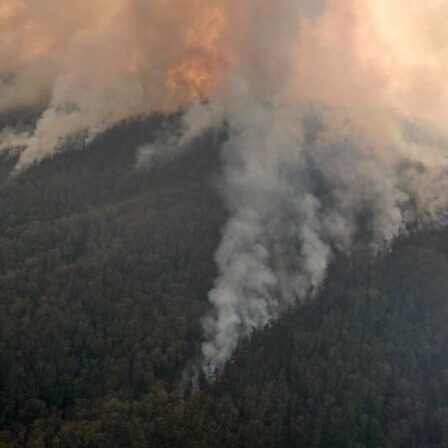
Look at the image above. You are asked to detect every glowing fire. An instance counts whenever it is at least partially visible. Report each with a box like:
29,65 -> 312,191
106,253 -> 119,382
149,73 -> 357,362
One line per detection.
166,60 -> 211,100
1,0 -> 448,129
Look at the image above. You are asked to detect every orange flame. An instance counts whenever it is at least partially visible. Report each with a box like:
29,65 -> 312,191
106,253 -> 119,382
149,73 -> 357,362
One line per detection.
1,0 -> 448,136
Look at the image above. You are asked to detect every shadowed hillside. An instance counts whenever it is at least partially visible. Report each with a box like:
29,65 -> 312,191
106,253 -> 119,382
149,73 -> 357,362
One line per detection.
1,120 -> 448,447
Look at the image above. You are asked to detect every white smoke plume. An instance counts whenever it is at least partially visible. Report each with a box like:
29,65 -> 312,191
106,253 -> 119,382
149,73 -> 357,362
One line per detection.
2,0 -> 448,377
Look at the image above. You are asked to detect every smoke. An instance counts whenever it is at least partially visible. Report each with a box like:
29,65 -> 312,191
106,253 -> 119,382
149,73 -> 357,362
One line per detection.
2,0 -> 448,376
136,102 -> 224,168
0,0 -> 229,169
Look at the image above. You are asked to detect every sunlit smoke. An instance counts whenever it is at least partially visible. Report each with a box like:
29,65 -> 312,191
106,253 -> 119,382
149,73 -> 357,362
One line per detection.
1,0 -> 448,377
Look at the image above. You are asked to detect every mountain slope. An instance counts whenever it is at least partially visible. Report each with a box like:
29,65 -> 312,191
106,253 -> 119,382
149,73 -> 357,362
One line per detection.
1,120 -> 448,447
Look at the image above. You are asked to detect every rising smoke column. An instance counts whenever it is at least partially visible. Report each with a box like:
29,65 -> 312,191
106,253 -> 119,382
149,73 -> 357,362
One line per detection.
2,0 -> 448,377
198,0 -> 448,377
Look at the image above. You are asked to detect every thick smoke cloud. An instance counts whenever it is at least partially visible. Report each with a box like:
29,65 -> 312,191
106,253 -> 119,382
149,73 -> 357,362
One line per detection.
1,0 -> 448,377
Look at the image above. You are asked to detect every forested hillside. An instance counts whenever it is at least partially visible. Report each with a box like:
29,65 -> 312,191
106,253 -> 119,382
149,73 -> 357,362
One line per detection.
1,118 -> 448,447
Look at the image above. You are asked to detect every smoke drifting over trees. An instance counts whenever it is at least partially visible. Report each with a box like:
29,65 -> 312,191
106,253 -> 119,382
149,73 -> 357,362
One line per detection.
2,0 -> 448,376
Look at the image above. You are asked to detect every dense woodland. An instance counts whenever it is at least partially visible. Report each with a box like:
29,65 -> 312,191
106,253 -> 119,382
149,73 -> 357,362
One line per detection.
1,117 -> 448,447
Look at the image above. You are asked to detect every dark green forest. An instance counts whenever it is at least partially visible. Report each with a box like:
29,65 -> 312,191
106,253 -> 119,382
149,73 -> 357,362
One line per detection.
1,117 -> 448,447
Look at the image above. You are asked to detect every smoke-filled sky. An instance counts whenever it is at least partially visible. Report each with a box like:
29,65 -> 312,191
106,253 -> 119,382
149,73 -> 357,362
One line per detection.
2,0 -> 448,377
2,0 -> 448,168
